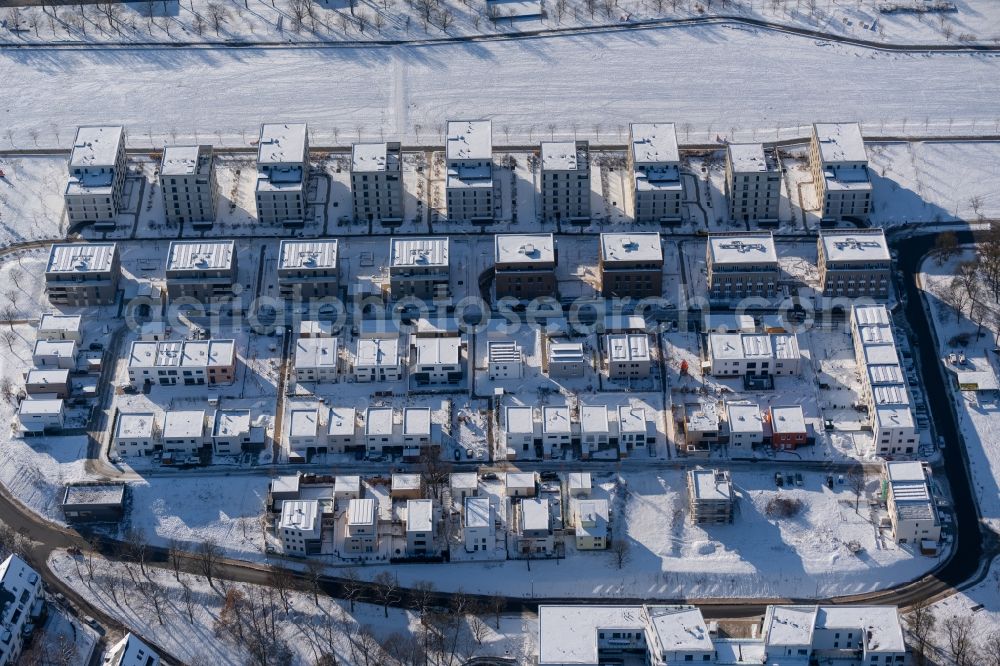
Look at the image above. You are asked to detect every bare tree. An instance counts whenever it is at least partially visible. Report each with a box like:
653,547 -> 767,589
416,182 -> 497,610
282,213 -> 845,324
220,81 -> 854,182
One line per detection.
611,538 -> 631,569
196,539 -> 222,589
181,581 -> 196,623
269,565 -> 294,612
944,614 -> 976,666
168,538 -> 184,580
206,2 -> 228,35
0,378 -> 14,403
904,599 -> 937,666
341,568 -> 365,612
847,468 -> 866,514
487,593 -> 505,629
125,527 -> 149,575
469,613 -> 490,645
373,571 -> 401,618
304,558 -> 324,605
2,330 -> 18,353
979,630 -> 1000,666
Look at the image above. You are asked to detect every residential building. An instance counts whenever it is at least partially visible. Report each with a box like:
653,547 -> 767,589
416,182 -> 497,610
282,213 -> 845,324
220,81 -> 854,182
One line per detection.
763,605 -> 906,665
502,406 -> 538,457
536,605 -> 650,666
401,407 -> 432,457
334,475 -> 361,500
494,233 -> 557,300
278,239 -> 340,300
62,484 -> 127,524
767,405 -> 808,450
883,461 -> 941,546
351,141 -> 403,222
683,402 -> 719,455
36,313 -> 82,342
599,232 -> 663,298
542,406 -> 571,458
24,368 -> 70,398
0,555 -> 45,666
706,232 -> 780,300
505,471 -> 536,497
627,123 -> 683,223
389,236 -> 450,300
568,472 -> 592,497
64,125 -> 127,229
574,499 -> 609,550
605,333 -> 652,380
354,337 -> 403,382
327,407 -> 357,453
299,320 -> 334,338
287,407 -> 321,453
165,240 -> 237,303
547,341 -> 586,378
104,632 -> 161,666
255,122 -> 309,226
211,408 -> 256,456
464,496 -> 495,553
579,405 -> 613,459
411,336 -> 463,385
293,337 -> 340,383
817,229 -> 891,299
161,410 -> 206,453
17,397 -> 64,433
725,401 -> 763,451
450,472 -> 478,508
540,140 -> 590,222
391,473 -> 423,499
279,499 -> 321,555
725,143 -> 781,223
127,339 -> 237,387
517,497 -> 554,556
344,498 -> 378,554
618,405 -> 654,452
810,122 -> 873,222
706,332 -> 800,377
445,120 -> 494,222
45,242 -> 120,306
365,407 -> 395,455
32,339 -> 76,369
405,499 -> 436,556
114,411 -> 158,457
687,468 -> 734,524
487,341 -> 523,380
160,144 -> 216,227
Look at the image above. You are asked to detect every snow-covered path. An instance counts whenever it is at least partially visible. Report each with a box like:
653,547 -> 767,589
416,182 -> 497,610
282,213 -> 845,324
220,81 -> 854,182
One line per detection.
2,25 -> 1000,148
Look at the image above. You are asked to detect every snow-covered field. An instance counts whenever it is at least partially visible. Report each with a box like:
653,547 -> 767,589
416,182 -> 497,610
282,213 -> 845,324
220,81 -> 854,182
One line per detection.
3,27 -> 1000,150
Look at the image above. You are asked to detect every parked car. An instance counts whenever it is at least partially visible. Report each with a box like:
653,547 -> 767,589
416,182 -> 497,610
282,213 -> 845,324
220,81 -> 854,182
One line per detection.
539,471 -> 559,481
480,472 -> 498,481
794,473 -> 804,487
774,473 -> 784,487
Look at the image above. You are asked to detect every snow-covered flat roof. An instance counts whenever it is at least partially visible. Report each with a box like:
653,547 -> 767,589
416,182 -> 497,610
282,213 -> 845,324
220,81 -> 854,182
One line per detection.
406,499 -> 434,532
548,341 -> 585,363
279,239 -> 339,270
115,412 -> 156,440
348,498 -> 376,526
279,499 -> 319,531
288,408 -> 319,438
161,144 -> 210,176
495,233 -> 555,265
295,337 -> 339,370
727,143 -> 774,173
726,402 -> 763,434
579,405 -> 609,434
451,472 -> 478,490
872,383 -> 910,406
351,142 -> 399,173
390,237 -> 449,268
504,406 -> 535,434
868,364 -> 904,385
685,402 -> 719,432
366,407 -> 394,436
874,404 -> 915,430
129,339 -> 234,370
258,123 -> 307,165
600,232 -> 662,263
25,368 -> 69,386
488,341 -> 521,365
568,472 -> 591,490
708,233 -> 778,265
335,474 -> 361,493
618,405 -> 649,434
764,605 -> 817,646
403,407 -> 431,436
446,120 -> 492,161
355,338 -> 400,367
538,605 -> 647,665
63,484 -> 126,507
38,313 -> 82,335
542,406 -> 571,434
853,304 -> 891,327
46,243 -> 117,274
521,497 -> 549,530
690,468 -> 732,501
820,230 -> 890,263
465,496 -> 491,528
647,605 -> 714,653
630,123 -> 679,164
505,471 -> 535,489
33,339 -> 77,358
167,240 -> 235,272
328,407 -> 356,437
212,409 -> 251,438
414,336 -> 461,366
606,333 -> 650,363
71,125 -> 123,168
813,122 -> 868,164
162,410 -> 205,439
540,141 -> 586,171
769,405 -> 806,434
576,499 -> 608,538
393,473 -> 422,491
815,606 -> 905,653
19,397 -> 64,416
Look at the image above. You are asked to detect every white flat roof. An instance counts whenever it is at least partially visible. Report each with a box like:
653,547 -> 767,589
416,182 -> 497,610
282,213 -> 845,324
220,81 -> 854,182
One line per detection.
19,397 -> 64,416
288,408 -> 319,438
853,304 -> 891,326
506,471 -> 535,488
406,499 -> 434,532
71,125 -> 123,167
38,313 -> 82,334
765,605 -> 817,647
355,337 -> 400,367
295,337 -> 339,370
538,605 -> 647,665
446,120 -> 492,161
548,341 -> 585,362
167,240 -> 235,272
727,143 -> 771,173
328,407 -> 356,437
708,233 -> 778,265
390,237 -> 449,268
488,340 -> 521,364
46,243 -> 117,274
542,406 -> 571,434
540,141 -> 585,171
726,402 -> 763,434
821,230 -> 890,262
579,405 -> 609,434
115,412 -> 155,440
414,336 -> 461,366
465,496 -> 492,528
600,232 -> 662,263
279,239 -> 339,270
647,605 -> 714,653
521,497 -> 549,530
504,406 -> 535,434
393,473 -> 422,491
495,233 -> 555,264
568,472 -> 592,489
630,123 -> 679,164
770,405 -> 806,434
814,122 -> 868,164
351,142 -> 398,173
606,333 -> 650,363
162,410 -> 205,439
815,606 -> 905,653
403,407 -> 431,436
886,460 -> 926,484
212,409 -> 251,438
451,472 -> 478,490
366,407 -> 394,436
686,402 -> 719,432
258,123 -> 307,165
279,499 -> 319,531
875,404 -> 915,430
161,145 -> 206,176
348,498 -> 376,526
618,405 -> 648,434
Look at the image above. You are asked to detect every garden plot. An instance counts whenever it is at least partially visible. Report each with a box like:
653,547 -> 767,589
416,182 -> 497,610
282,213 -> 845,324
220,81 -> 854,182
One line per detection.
0,155 -> 67,245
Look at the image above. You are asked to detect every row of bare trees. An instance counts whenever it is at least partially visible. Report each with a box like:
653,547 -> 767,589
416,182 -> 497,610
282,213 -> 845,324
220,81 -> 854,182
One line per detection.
936,225 -> 1000,341
905,600 -> 1000,666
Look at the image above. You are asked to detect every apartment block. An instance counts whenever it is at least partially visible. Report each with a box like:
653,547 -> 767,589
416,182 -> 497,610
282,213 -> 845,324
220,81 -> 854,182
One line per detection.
706,232 -> 780,300
599,232 -> 663,299
628,123 -> 683,224
687,468 -> 734,524
45,242 -> 120,306
165,240 -> 237,303
104,633 -> 161,666
278,239 -> 340,300
351,141 -> 403,222
810,122 -> 873,222
445,120 -> 494,222
817,229 -> 891,299
389,237 -> 450,300
255,122 -> 309,226
64,125 -> 127,230
0,555 -> 45,666
160,144 -> 217,227
494,233 -> 557,300
127,339 -> 237,387
725,143 -> 781,223
540,140 -> 590,222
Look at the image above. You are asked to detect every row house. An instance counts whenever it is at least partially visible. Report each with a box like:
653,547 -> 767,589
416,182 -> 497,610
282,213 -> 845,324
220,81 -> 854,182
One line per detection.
605,333 -> 652,380
411,336 -> 463,385
706,332 -> 801,377
127,339 -> 237,387
354,337 -> 403,382
363,406 -> 433,457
